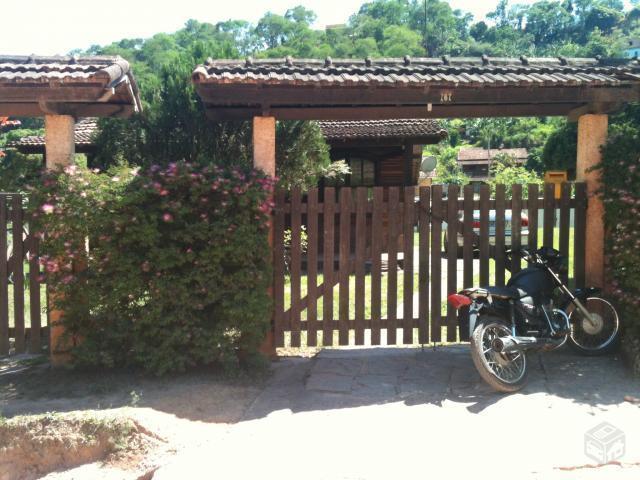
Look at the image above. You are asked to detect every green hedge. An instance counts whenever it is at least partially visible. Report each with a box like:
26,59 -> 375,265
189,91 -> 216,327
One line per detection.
598,106 -> 640,371
29,162 -> 273,374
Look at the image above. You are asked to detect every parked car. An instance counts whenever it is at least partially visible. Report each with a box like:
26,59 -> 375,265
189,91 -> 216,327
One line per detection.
443,210 -> 529,257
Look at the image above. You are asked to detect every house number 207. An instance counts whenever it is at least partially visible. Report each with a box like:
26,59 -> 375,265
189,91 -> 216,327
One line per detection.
440,91 -> 453,103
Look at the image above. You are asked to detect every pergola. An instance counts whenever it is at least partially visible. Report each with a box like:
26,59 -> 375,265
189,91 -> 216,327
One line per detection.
0,55 -> 140,169
0,55 -> 140,363
193,55 -> 640,292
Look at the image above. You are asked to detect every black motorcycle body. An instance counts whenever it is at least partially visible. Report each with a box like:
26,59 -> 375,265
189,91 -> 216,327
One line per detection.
450,247 -> 619,393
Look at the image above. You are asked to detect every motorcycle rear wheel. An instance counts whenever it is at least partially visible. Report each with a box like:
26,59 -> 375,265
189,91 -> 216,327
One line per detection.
470,316 -> 528,393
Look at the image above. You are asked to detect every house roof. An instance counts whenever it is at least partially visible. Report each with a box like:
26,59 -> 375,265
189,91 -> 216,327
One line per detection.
458,147 -> 528,163
7,118 -> 98,153
193,56 -> 640,120
0,55 -> 141,117
318,119 -> 447,145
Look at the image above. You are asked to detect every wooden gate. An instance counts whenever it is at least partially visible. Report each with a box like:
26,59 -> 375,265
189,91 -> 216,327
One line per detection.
273,183 -> 587,348
0,193 -> 45,355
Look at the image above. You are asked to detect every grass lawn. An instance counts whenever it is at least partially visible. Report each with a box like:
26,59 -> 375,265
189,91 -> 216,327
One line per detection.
6,282 -> 47,330
283,225 -> 577,347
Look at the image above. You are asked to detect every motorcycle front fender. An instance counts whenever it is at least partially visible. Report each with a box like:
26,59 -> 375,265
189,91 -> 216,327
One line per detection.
573,287 -> 601,299
562,287 -> 602,310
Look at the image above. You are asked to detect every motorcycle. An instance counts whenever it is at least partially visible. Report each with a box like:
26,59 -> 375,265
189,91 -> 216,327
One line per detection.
447,246 -> 620,392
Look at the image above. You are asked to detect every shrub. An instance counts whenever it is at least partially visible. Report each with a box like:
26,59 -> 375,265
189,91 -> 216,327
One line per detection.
598,105 -> 640,372
29,162 -> 274,374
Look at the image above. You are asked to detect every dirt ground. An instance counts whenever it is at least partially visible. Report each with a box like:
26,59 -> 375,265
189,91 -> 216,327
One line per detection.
2,347 -> 640,480
0,355 -> 267,480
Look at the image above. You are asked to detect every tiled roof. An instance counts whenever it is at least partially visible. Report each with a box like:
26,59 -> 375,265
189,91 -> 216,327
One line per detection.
7,118 -> 98,149
193,56 -> 640,87
318,119 -> 447,141
0,55 -> 130,85
458,147 -> 528,162
0,55 -> 141,115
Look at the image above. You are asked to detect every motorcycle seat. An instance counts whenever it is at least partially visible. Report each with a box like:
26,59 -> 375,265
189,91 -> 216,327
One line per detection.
485,286 -> 528,300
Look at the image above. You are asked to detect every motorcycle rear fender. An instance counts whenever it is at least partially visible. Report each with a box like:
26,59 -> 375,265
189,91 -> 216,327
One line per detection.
469,309 -> 480,339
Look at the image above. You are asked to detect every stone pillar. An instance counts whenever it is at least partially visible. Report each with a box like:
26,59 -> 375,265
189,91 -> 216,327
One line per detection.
253,116 -> 277,357
45,115 -> 75,169
253,116 -> 276,176
44,114 -> 75,365
576,114 -> 607,288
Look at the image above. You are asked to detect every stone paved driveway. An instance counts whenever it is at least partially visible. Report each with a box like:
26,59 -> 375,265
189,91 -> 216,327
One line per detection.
155,346 -> 640,479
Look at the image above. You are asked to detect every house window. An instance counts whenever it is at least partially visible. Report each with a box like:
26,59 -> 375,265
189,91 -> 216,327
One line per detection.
349,158 -> 375,186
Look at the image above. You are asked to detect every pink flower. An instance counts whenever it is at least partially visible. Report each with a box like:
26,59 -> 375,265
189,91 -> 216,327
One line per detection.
41,204 -> 54,214
162,213 -> 173,222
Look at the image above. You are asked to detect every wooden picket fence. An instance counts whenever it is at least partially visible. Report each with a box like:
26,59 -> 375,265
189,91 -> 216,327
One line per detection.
0,193 -> 46,356
273,182 -> 587,348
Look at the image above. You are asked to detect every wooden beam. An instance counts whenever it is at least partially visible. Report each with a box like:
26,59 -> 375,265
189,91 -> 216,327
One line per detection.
196,84 -> 640,107
576,114 -> 607,288
0,85 -> 106,102
0,102 -> 134,117
567,102 -> 622,122
206,103 -> 586,120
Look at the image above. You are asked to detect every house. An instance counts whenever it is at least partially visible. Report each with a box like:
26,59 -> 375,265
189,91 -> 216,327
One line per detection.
625,38 -> 640,58
7,118 -> 98,163
318,119 -> 447,186
457,147 -> 528,182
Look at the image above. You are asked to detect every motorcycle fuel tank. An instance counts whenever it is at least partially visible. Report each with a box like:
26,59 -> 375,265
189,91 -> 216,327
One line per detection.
507,266 -> 555,302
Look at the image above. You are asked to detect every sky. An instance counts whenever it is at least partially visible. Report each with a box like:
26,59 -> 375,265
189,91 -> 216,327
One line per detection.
0,0 -> 546,56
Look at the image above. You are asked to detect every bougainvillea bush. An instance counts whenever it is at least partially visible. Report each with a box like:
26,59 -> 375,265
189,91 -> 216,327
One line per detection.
29,162 -> 274,374
599,105 -> 640,373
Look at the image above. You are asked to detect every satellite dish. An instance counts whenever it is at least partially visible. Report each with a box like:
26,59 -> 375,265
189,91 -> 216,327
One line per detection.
420,155 -> 437,173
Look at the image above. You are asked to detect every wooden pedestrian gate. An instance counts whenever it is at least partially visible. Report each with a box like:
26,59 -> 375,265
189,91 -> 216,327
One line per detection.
0,194 -> 45,356
273,182 -> 587,348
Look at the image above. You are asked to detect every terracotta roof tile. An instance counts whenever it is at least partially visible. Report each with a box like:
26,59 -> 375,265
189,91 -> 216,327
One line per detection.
0,55 -> 129,85
0,55 -> 141,115
458,147 -> 528,162
318,119 -> 447,141
193,57 -> 640,87
7,118 -> 97,149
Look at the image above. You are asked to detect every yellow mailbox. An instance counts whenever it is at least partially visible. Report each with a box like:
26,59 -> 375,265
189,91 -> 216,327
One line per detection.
544,171 -> 568,199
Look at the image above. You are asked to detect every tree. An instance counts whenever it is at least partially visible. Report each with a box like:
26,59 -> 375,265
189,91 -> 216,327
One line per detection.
427,144 -> 469,185
381,25 -> 424,56
540,122 -> 578,175
488,161 -> 543,198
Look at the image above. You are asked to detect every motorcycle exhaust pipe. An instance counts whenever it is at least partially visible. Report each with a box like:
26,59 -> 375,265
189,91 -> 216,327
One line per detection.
491,335 -> 562,353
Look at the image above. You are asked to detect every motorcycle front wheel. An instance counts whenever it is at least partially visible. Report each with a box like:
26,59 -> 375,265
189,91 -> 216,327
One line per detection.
470,316 -> 528,393
566,297 -> 620,355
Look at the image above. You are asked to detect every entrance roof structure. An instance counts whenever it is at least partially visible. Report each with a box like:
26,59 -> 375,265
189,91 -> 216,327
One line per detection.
0,55 -> 141,117
192,56 -> 640,120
